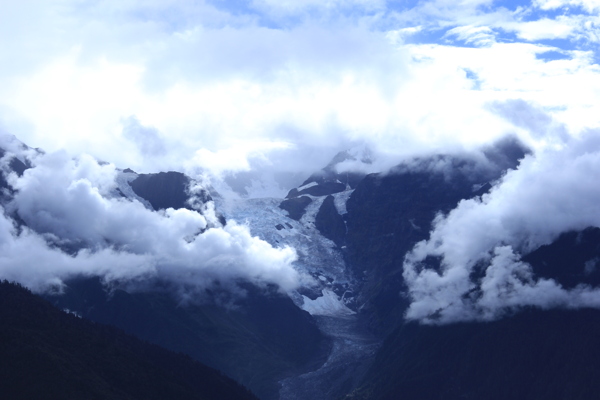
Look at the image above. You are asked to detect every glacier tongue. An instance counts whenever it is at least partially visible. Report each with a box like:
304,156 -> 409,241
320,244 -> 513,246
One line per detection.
301,289 -> 355,316
213,191 -> 379,400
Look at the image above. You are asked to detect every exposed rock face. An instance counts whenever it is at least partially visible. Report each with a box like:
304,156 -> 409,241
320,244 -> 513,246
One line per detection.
285,149 -> 368,200
315,195 -> 346,247
129,171 -> 207,211
279,196 -> 313,221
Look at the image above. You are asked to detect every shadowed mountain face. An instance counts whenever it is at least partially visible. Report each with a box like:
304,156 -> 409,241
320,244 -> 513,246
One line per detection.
5,135 -> 600,400
524,227 -> 600,289
274,138 -> 531,336
343,163 -> 502,334
282,149 -> 368,222
278,196 -> 313,221
289,149 -> 370,197
39,168 -> 330,400
0,280 -> 259,400
129,171 -> 198,211
345,226 -> 600,399
347,308 -> 600,400
46,278 -> 330,400
315,195 -> 346,247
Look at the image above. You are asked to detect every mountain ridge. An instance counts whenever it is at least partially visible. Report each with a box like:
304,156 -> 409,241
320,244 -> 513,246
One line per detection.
3,135 -> 600,400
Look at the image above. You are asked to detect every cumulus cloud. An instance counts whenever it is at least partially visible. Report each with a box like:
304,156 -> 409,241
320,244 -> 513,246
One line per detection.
403,128 -> 600,324
0,144 -> 303,297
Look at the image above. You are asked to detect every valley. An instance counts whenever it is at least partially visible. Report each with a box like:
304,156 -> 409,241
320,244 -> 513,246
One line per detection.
2,2 -> 600,399
2,136 -> 600,400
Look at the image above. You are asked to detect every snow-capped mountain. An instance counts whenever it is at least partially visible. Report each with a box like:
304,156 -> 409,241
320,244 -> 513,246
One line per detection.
3,134 -> 600,400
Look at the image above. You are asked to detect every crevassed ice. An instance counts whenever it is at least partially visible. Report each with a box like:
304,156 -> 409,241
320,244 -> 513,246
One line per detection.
214,196 -> 350,285
301,289 -> 355,316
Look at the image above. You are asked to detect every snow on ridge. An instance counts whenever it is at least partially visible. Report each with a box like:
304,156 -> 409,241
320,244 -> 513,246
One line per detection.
296,181 -> 319,192
301,289 -> 356,316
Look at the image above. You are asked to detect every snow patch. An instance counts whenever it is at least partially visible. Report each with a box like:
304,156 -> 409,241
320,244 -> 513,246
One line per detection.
300,195 -> 326,228
332,189 -> 354,215
297,181 -> 319,192
301,289 -> 356,316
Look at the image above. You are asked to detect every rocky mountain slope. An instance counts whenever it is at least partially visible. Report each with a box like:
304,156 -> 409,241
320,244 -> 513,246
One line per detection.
2,135 -> 600,400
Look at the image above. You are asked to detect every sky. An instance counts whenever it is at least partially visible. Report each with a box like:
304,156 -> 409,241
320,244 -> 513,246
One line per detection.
1,0 -> 600,318
0,0 -> 598,191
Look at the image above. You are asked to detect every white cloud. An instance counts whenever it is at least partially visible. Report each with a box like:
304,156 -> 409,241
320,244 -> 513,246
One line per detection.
403,128 -> 600,323
534,0 -> 600,12
496,13 -> 600,44
0,146 -> 303,296
444,25 -> 496,46
508,16 -> 580,41
250,0 -> 386,16
122,116 -> 167,157
0,0 -> 598,190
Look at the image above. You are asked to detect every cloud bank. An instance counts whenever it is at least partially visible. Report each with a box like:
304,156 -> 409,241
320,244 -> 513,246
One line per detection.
403,129 -> 600,324
0,141 -> 302,297
0,0 -> 598,194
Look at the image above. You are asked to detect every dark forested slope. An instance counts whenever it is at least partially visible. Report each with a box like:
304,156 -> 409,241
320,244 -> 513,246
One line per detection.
346,227 -> 600,400
0,280 -> 258,400
346,308 -> 600,400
